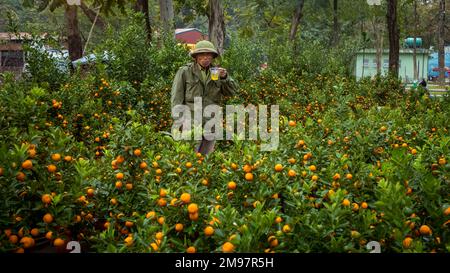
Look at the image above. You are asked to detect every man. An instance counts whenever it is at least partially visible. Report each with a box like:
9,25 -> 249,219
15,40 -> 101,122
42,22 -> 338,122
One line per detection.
171,40 -> 238,155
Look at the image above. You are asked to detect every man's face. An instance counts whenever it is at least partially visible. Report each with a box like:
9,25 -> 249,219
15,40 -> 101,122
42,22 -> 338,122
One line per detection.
195,53 -> 214,68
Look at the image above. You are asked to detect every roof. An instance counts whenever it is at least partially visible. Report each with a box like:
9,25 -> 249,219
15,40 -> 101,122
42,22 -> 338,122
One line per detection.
0,32 -> 47,41
357,48 -> 430,54
175,28 -> 204,35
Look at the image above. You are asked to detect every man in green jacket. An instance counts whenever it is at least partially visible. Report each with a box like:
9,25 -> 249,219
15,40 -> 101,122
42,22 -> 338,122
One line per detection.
171,40 -> 238,155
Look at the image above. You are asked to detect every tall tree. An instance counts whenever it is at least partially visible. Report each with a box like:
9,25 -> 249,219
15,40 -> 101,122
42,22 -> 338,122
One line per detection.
159,0 -> 174,38
387,0 -> 399,77
65,3 -> 83,62
22,0 -> 128,62
371,16 -> 384,75
412,0 -> 418,81
368,2 -> 385,76
289,0 -> 305,41
438,0 -> 445,84
331,0 -> 339,46
361,21 -> 367,78
135,0 -> 152,43
208,0 -> 225,55
22,0 -> 83,62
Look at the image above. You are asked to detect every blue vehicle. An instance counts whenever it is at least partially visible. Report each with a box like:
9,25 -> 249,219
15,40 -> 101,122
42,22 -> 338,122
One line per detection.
71,51 -> 113,68
428,52 -> 450,80
23,41 -> 113,74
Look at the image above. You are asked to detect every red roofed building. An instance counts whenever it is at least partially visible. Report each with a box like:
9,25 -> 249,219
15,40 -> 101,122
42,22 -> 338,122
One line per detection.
175,28 -> 208,49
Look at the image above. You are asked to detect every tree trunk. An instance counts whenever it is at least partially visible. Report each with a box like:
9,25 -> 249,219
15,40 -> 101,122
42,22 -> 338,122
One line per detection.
80,0 -> 106,31
65,4 -> 82,63
159,0 -> 174,39
438,0 -> 445,84
135,0 -> 152,43
133,0 -> 143,12
289,0 -> 305,41
387,0 -> 399,78
142,0 -> 152,43
413,0 -> 417,81
361,21 -> 365,78
208,0 -> 225,56
332,0 -> 339,46
372,17 -> 383,75
379,34 -> 384,74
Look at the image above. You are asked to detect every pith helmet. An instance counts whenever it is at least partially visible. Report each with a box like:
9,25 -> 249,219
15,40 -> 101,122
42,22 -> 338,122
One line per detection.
190,40 -> 219,58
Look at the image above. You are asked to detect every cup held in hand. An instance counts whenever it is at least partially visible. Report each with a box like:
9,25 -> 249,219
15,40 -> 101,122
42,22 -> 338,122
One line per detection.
210,67 -> 219,81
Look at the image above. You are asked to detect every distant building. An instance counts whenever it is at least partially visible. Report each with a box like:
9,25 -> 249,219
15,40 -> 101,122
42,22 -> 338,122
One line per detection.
355,48 -> 429,82
175,28 -> 208,49
0,32 -> 32,76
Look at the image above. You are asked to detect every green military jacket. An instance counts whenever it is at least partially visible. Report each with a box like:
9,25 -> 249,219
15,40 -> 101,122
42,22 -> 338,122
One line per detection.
171,63 -> 238,113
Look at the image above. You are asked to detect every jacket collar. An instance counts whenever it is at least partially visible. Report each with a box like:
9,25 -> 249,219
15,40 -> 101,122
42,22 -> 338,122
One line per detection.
191,62 -> 202,81
192,62 -> 211,85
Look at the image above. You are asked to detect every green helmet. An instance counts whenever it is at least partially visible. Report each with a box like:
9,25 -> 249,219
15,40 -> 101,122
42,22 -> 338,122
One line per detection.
190,40 -> 219,58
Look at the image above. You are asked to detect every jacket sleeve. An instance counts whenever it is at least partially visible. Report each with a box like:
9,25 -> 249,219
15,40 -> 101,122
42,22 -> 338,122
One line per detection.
220,75 -> 239,97
171,67 -> 186,109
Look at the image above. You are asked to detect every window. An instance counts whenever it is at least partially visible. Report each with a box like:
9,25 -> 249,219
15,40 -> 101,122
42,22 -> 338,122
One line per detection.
381,59 -> 402,68
0,50 -> 24,67
363,58 -> 369,67
372,59 -> 377,67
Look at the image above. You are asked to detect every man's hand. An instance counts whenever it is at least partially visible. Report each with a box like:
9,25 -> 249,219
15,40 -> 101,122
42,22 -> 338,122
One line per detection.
218,67 -> 227,79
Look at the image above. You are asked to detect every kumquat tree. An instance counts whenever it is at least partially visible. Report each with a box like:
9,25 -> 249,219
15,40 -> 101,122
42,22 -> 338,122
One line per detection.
0,0 -> 449,256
